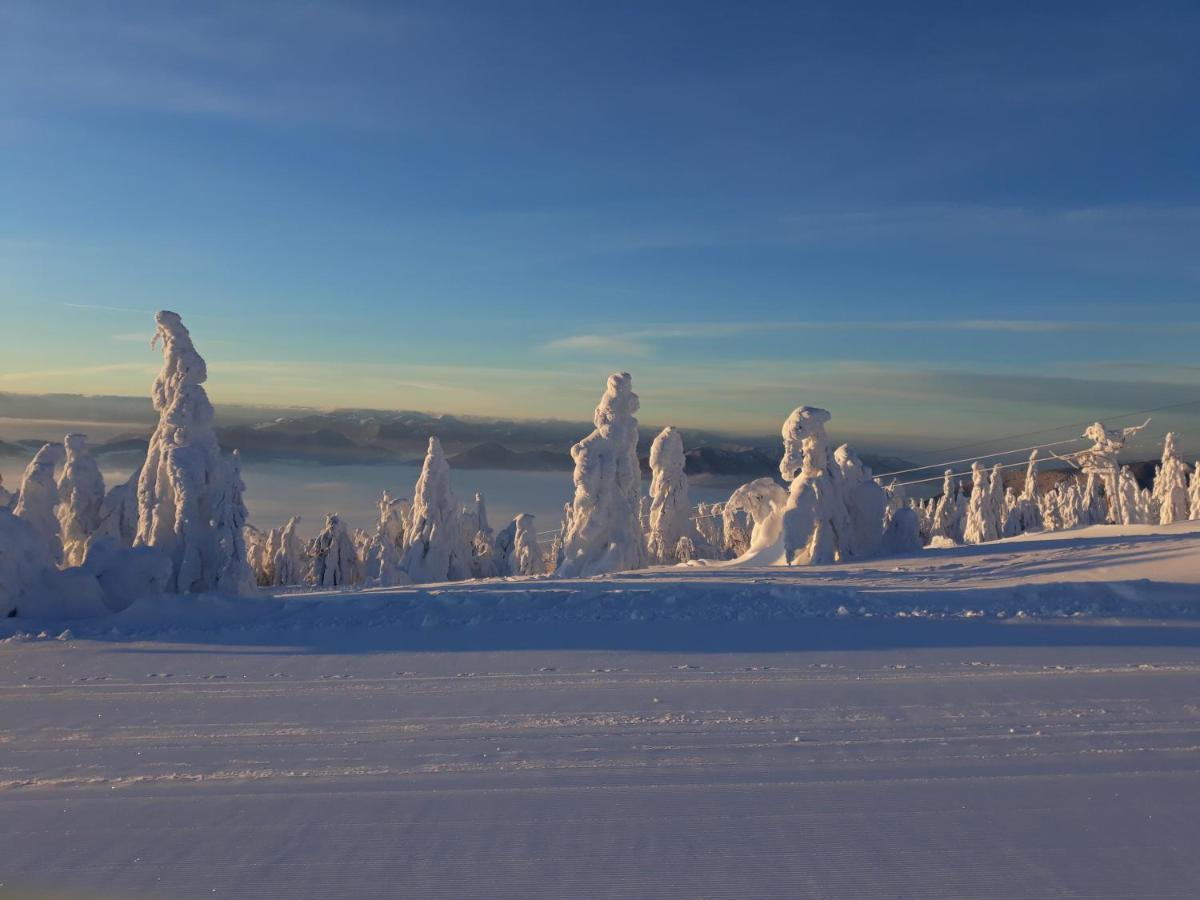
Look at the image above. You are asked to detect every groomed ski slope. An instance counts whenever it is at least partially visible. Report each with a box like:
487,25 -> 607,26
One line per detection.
2,523 -> 1200,899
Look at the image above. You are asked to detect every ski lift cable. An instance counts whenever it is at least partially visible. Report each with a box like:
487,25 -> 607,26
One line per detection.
896,398 -> 1200,461
893,457 -> 1047,489
872,437 -> 1084,479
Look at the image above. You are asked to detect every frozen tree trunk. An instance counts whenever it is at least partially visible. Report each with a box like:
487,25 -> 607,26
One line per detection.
307,514 -> 362,588
57,434 -> 106,567
556,373 -> 647,577
14,442 -> 65,566
646,426 -> 695,564
1152,433 -> 1190,525
135,311 -> 250,594
402,437 -> 471,583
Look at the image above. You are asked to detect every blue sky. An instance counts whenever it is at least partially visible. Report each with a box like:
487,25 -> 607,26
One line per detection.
2,1 -> 1199,452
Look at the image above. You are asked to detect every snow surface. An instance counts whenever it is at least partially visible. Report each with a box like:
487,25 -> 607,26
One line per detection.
2,525 -> 1200,898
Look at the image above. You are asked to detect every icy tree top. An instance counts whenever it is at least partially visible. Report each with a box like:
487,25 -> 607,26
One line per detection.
592,372 -> 640,434
779,406 -> 832,481
150,310 -> 209,413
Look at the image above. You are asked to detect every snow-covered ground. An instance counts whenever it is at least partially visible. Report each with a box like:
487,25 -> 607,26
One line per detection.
3,524 -> 1200,898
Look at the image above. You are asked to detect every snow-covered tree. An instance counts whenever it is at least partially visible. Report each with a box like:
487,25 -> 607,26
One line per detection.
307,514 -> 362,588
135,310 -> 251,594
211,449 -> 255,594
930,470 -> 966,543
512,514 -> 544,576
1190,462 -> 1200,521
1117,467 -> 1145,525
722,478 -> 787,557
779,407 -> 849,565
963,462 -> 1000,545
94,466 -> 141,549
463,492 -> 498,579
56,434 -> 106,567
1052,419 -> 1151,525
269,516 -> 306,586
402,437 -> 471,583
14,442 -> 65,565
363,492 -> 411,586
833,443 -> 887,559
881,505 -> 923,555
694,502 -> 724,556
646,426 -> 698,564
1152,433 -> 1190,525
556,372 -> 647,577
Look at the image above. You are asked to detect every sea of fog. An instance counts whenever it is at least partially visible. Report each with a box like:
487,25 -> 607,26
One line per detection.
0,458 -> 736,542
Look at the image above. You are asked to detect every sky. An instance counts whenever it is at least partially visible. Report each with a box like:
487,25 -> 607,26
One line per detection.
2,1 -> 1199,453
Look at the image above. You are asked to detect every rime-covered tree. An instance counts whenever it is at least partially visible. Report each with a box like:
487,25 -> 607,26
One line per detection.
94,466 -> 141,549
56,434 -> 106,567
834,443 -> 887,559
556,372 -> 647,577
511,514 -> 544,576
1189,462 -> 1200,521
1152,433 -> 1190,525
269,516 -> 306,586
14,442 -> 65,565
779,407 -> 849,565
646,426 -> 696,564
402,437 -> 471,583
722,478 -> 788,558
307,514 -> 362,588
930,470 -> 966,543
364,492 -> 411,586
135,310 -> 250,593
963,462 -> 1000,545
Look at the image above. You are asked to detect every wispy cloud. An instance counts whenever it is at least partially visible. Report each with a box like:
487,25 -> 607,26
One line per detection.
541,319 -> 1170,355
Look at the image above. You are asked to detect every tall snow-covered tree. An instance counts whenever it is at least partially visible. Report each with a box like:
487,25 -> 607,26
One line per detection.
307,514 -> 362,588
722,478 -> 788,558
511,513 -> 544,576
833,443 -> 887,559
57,433 -> 106,567
930,470 -> 966,543
269,516 -> 306,586
779,407 -> 850,565
135,310 -> 251,593
556,372 -> 647,577
364,492 -> 411,586
402,437 -> 471,583
963,462 -> 1000,544
14,442 -> 65,565
645,426 -> 696,564
1152,432 -> 1190,525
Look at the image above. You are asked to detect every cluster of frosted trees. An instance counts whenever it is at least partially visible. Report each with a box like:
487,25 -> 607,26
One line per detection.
244,438 -> 546,589
1,311 -> 248,617
908,426 -> 1200,546
6,322 -> 1200,616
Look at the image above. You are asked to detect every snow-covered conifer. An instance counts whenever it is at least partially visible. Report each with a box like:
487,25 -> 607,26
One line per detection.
402,437 -> 471,583
364,492 -> 411,586
14,442 -> 65,565
271,516 -> 306,586
1152,433 -> 1190,525
511,513 -> 544,576
556,373 -> 647,577
779,407 -> 849,565
307,514 -> 362,588
930,470 -> 965,543
963,462 -> 1000,544
646,426 -> 697,564
135,310 -> 250,593
833,443 -> 887,559
56,434 -> 106,567
722,478 -> 788,558
95,466 -> 141,548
